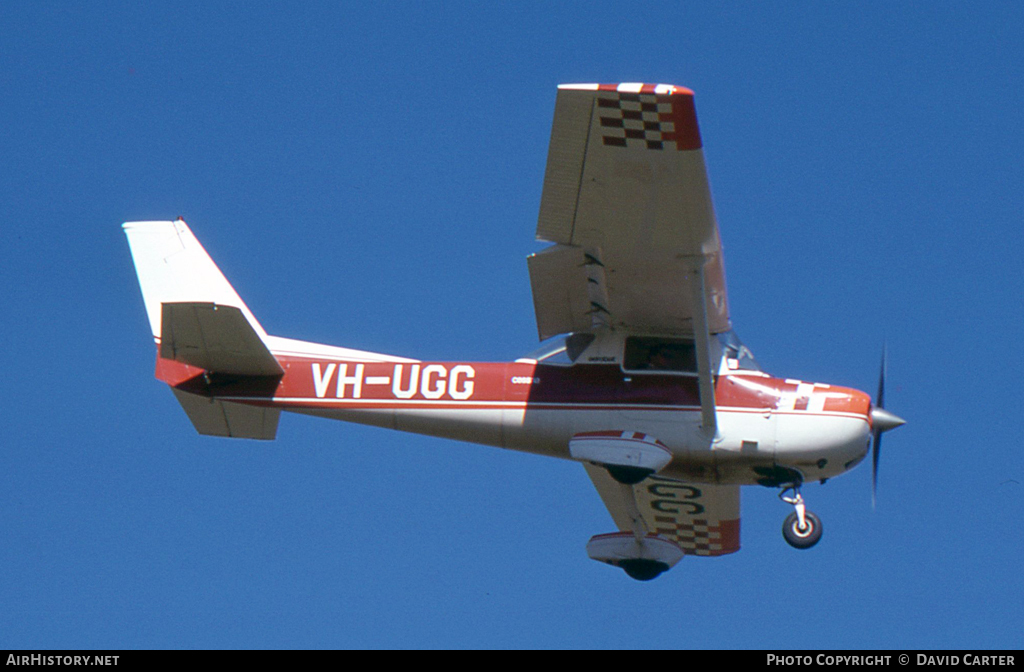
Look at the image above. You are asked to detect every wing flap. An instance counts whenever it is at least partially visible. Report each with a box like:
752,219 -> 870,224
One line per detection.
529,243 -> 616,340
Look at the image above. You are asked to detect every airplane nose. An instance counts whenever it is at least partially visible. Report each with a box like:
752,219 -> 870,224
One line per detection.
871,407 -> 906,433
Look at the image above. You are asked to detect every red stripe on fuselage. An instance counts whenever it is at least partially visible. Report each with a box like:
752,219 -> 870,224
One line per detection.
153,347 -> 871,421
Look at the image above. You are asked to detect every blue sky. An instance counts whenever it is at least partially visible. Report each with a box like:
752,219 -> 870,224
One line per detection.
1,2 -> 1022,649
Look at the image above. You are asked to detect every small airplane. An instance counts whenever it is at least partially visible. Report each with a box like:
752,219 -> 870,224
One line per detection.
124,82 -> 905,581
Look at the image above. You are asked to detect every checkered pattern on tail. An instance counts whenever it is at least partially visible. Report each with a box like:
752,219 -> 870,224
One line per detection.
597,91 -> 702,151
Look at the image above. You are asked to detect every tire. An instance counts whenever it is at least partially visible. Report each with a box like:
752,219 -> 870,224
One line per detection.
618,559 -> 669,581
782,511 -> 823,549
605,465 -> 654,485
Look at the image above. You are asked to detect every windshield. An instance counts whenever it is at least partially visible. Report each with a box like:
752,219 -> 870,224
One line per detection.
717,331 -> 761,371
521,333 -> 595,365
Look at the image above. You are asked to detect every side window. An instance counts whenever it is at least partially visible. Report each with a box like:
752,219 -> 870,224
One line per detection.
623,337 -> 697,373
565,333 -> 596,361
521,333 -> 596,366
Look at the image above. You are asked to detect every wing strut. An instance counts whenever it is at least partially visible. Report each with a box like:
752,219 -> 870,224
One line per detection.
688,259 -> 717,437
618,481 -> 649,541
583,464 -> 649,542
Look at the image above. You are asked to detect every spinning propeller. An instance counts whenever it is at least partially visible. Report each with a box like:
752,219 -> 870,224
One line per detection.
870,345 -> 906,507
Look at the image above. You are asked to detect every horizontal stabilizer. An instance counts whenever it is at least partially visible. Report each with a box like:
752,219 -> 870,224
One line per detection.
172,389 -> 280,440
161,302 -> 284,376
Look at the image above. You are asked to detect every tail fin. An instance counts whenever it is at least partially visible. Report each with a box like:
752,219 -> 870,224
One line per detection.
124,219 -> 282,440
122,219 -> 268,342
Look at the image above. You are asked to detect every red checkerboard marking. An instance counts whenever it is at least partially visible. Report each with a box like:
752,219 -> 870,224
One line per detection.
597,89 -> 702,151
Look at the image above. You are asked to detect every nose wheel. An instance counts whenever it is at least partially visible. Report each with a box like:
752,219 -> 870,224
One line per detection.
779,487 -> 823,549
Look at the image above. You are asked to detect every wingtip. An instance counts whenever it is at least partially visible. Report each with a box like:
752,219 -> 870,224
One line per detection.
123,220 -> 169,231
558,82 -> 695,96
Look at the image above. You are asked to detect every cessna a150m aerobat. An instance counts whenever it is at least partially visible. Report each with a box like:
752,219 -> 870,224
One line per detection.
124,83 -> 905,581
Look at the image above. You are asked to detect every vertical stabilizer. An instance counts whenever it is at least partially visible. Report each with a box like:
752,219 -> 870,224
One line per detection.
122,219 -> 268,342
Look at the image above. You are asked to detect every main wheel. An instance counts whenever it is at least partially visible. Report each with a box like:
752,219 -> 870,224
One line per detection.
605,465 -> 654,485
618,559 -> 669,581
782,511 -> 823,549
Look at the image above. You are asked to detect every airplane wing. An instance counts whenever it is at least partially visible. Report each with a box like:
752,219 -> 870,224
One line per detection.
530,83 -> 729,340
584,463 -> 740,556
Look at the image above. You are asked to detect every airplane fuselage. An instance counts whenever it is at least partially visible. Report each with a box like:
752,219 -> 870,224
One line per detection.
158,345 -> 873,487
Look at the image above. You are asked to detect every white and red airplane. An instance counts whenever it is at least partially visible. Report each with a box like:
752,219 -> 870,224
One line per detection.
124,83 -> 904,581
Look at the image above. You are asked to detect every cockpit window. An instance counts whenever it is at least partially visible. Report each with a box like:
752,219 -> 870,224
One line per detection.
623,337 -> 697,373
522,333 -> 595,366
718,331 -> 761,371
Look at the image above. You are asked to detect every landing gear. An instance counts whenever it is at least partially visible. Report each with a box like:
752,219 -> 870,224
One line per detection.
605,465 -> 654,485
782,510 -> 823,549
618,559 -> 670,582
779,487 -> 823,549
586,532 -> 684,581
